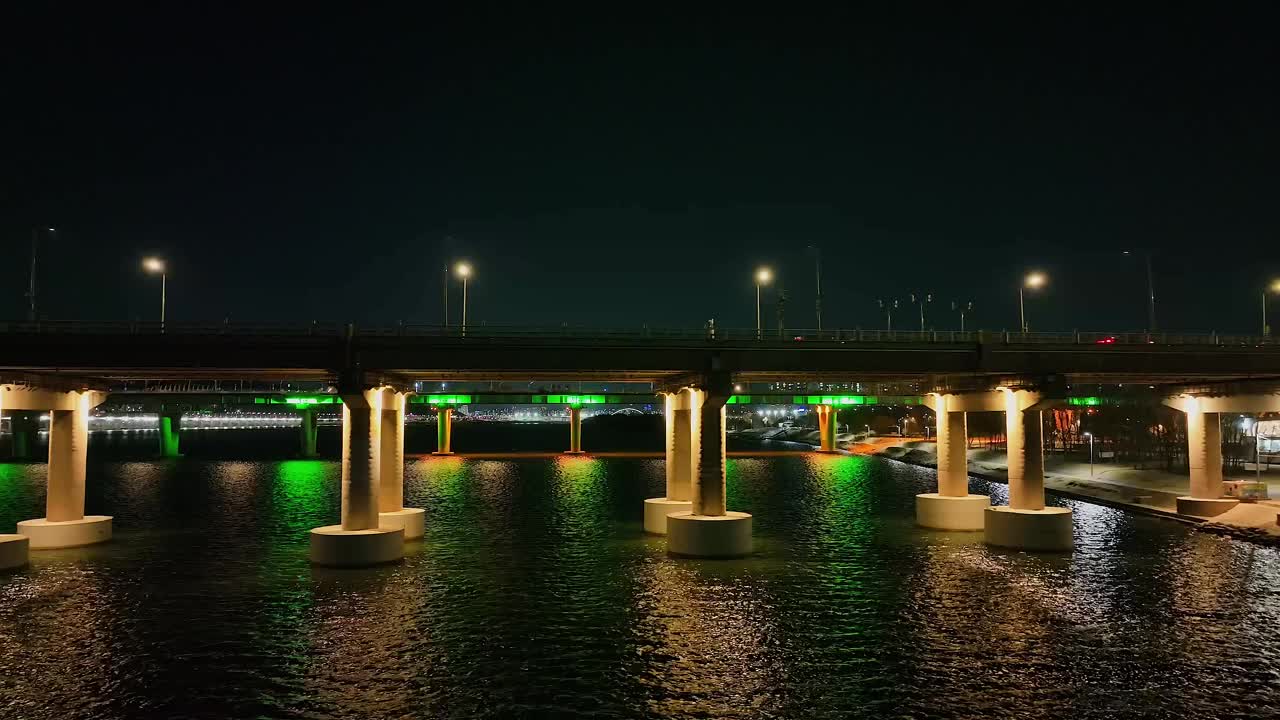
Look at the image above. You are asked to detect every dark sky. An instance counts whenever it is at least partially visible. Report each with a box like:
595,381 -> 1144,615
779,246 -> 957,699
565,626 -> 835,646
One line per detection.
4,5 -> 1277,332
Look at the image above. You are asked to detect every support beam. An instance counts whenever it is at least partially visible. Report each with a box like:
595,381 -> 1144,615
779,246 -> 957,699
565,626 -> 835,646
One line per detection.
377,391 -> 424,540
309,387 -> 404,566
816,404 -> 837,452
298,406 -> 318,458
643,389 -> 698,533
916,393 -> 989,530
432,407 -> 454,455
158,411 -> 181,458
15,390 -> 112,549
667,389 -> 752,557
566,406 -> 584,454
984,389 -> 1072,551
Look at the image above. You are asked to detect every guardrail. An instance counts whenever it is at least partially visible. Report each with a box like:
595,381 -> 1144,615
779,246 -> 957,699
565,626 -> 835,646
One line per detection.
2,321 -> 1276,347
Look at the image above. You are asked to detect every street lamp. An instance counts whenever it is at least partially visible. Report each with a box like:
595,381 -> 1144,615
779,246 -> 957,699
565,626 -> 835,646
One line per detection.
1263,279 -> 1280,337
142,257 -> 167,328
1020,272 -> 1046,333
455,262 -> 472,334
1084,431 -> 1094,476
755,267 -> 772,339
952,300 -> 974,332
27,227 -> 56,322
910,293 -> 932,332
878,299 -> 899,331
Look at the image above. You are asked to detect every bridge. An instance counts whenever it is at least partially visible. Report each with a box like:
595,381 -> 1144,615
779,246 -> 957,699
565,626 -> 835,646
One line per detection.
2,322 -> 1280,570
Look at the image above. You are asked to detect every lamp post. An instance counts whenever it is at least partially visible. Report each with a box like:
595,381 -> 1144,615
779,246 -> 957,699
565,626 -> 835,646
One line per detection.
755,267 -> 772,339
878,299 -> 898,331
27,227 -> 55,322
455,262 -> 472,335
142,257 -> 167,329
953,301 -> 974,332
1263,279 -> 1280,337
808,246 -> 823,333
1020,272 -> 1046,333
1084,431 -> 1094,476
910,293 -> 932,331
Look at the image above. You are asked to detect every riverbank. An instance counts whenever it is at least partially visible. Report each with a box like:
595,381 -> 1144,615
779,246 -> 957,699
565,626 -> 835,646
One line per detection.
846,436 -> 1280,545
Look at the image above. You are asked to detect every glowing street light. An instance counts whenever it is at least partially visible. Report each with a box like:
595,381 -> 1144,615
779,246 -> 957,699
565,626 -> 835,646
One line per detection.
455,262 -> 472,334
1020,272 -> 1047,333
1084,431 -> 1094,476
755,267 -> 772,339
1263,279 -> 1280,337
142,257 -> 167,328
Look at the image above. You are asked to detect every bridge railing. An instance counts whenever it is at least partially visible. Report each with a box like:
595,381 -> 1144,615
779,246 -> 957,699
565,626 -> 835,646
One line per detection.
3,321 -> 1277,347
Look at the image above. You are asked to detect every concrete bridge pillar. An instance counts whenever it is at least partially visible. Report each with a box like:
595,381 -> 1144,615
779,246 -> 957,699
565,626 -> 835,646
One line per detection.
984,389 -> 1073,551
298,406 -> 319,458
4,388 -> 113,549
158,411 -> 182,458
1178,409 -> 1237,517
309,387 -> 404,566
816,404 -> 838,452
643,389 -> 699,533
432,407 -> 454,455
666,390 -> 753,557
566,406 -> 584,454
377,391 -> 424,540
915,393 -> 989,530
7,411 -> 40,460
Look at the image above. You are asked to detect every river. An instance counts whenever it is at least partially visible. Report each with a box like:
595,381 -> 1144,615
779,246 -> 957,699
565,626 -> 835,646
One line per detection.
1,425 -> 1279,718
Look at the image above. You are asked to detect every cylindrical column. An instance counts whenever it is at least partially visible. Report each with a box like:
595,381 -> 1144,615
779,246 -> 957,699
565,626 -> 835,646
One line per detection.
158,412 -> 181,458
379,395 -> 405,513
340,392 -> 381,531
1005,391 -> 1045,511
1187,410 -> 1224,499
567,406 -> 583,453
434,407 -> 453,455
936,407 -> 968,497
299,407 -> 318,458
692,396 -> 727,517
46,395 -> 90,523
817,405 -> 837,451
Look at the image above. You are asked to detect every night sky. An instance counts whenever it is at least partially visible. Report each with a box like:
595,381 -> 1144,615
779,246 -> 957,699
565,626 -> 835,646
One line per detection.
4,6 -> 1277,333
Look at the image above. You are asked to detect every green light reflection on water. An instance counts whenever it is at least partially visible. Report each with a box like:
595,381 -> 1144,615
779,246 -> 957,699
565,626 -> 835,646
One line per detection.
273,460 -> 330,537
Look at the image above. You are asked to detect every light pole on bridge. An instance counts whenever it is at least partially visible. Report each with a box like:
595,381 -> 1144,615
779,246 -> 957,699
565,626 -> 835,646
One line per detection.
755,267 -> 772,339
142,257 -> 167,330
455,261 -> 472,336
1262,279 -> 1280,337
1020,271 -> 1046,333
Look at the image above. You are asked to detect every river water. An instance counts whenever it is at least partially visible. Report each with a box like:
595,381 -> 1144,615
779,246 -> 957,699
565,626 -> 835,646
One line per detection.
2,426 -> 1279,719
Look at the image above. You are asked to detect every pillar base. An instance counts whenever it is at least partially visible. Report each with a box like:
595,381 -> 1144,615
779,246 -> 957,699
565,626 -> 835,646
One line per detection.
916,493 -> 990,531
430,451 -> 455,456
564,450 -> 586,455
984,506 -> 1073,552
666,511 -> 753,558
17,516 -> 113,549
309,525 -> 404,567
1176,496 -> 1239,518
378,508 -> 426,540
0,535 -> 29,570
643,498 -> 693,535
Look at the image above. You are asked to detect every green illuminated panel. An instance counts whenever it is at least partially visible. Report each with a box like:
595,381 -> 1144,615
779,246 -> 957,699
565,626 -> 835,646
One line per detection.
1068,397 -> 1103,406
427,395 -> 472,405
257,396 -> 340,405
